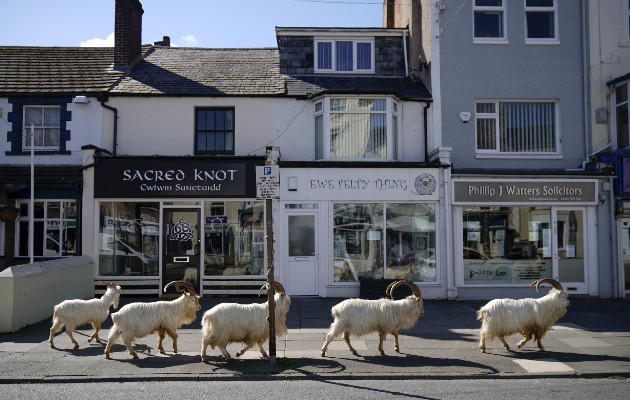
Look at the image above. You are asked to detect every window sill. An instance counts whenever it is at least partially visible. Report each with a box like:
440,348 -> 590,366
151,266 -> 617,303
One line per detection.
475,153 -> 562,160
620,40 -> 630,47
525,39 -> 560,45
473,38 -> 508,45
6,150 -> 71,156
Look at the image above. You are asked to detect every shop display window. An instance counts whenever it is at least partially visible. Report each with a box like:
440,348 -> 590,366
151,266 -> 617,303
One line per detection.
98,202 -> 159,276
461,206 -> 581,284
203,201 -> 265,276
333,202 -> 436,282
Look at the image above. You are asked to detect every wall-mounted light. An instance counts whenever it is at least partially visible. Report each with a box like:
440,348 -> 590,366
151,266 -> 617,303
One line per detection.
288,176 -> 297,191
459,112 -> 471,123
72,96 -> 90,104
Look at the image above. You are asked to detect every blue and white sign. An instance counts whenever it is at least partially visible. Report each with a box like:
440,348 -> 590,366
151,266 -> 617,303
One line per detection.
256,165 -> 280,199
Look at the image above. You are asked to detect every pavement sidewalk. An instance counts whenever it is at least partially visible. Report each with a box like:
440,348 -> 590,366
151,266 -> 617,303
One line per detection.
1,297 -> 630,382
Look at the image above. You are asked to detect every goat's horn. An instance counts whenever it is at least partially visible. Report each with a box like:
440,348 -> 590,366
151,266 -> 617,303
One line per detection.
99,281 -> 118,289
164,280 -> 196,296
273,281 -> 285,294
258,283 -> 269,297
388,280 -> 422,299
531,278 -> 563,292
385,281 -> 398,298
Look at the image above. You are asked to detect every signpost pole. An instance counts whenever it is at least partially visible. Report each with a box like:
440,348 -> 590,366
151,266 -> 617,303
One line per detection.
256,155 -> 280,366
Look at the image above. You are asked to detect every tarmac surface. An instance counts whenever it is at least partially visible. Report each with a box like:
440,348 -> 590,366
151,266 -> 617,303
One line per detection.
1,296 -> 630,383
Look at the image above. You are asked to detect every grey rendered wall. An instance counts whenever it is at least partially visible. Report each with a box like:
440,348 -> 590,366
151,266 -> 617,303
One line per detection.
0,256 -> 94,333
438,0 -> 586,170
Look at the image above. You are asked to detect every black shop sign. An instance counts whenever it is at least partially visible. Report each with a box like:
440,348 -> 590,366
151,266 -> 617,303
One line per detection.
94,157 -> 262,198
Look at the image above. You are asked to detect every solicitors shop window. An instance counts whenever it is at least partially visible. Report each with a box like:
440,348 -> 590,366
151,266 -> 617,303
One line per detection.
16,200 -> 77,258
315,97 -> 399,160
333,203 -> 436,283
23,105 -> 61,151
525,0 -> 558,44
475,100 -> 559,156
473,0 -> 507,44
615,82 -> 629,149
195,107 -> 235,155
314,38 -> 374,74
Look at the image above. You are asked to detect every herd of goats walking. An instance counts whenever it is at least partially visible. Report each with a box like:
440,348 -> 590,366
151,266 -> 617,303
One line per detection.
47,277 -> 569,361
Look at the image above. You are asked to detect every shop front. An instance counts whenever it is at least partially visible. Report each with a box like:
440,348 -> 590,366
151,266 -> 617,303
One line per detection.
83,153 -> 266,296
278,165 -> 446,298
452,178 -> 600,299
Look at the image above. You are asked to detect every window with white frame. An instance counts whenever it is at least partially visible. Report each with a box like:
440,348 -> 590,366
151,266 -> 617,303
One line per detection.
314,97 -> 399,160
525,0 -> 558,44
22,105 -> 61,151
473,0 -> 506,43
475,100 -> 558,154
615,82 -> 629,149
16,200 -> 77,258
314,38 -> 374,73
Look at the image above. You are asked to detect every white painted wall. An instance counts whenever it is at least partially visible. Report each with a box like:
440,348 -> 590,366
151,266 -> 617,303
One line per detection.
107,97 -> 275,157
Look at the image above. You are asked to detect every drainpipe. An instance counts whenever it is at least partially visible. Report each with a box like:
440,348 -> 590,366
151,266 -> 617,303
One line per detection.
403,30 -> 409,78
424,102 -> 431,161
98,96 -> 118,156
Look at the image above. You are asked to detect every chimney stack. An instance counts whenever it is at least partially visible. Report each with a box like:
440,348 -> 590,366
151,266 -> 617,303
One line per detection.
114,0 -> 144,70
154,36 -> 171,46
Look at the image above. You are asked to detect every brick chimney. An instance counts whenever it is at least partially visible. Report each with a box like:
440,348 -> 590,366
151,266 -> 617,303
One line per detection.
154,36 -> 171,46
114,0 -> 144,70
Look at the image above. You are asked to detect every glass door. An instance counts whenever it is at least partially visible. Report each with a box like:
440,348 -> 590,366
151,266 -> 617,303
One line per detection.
162,207 -> 201,295
554,208 -> 587,294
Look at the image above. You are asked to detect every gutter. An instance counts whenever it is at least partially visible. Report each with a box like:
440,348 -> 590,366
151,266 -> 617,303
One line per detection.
97,96 -> 118,156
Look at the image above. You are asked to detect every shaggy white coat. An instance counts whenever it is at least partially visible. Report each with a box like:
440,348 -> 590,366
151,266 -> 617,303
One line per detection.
104,293 -> 200,359
477,288 -> 569,352
49,284 -> 121,348
200,292 -> 291,361
321,296 -> 425,356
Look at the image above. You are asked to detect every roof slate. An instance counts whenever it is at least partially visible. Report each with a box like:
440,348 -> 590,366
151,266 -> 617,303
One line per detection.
0,47 -> 123,94
110,47 -> 286,96
0,46 -> 431,100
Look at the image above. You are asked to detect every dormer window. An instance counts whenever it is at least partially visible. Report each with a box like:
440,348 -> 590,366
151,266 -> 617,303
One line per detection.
315,38 -> 374,74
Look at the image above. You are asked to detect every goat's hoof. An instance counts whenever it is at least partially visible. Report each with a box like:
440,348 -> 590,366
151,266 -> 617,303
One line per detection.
480,349 -> 486,353
73,344 -> 79,349
321,352 -> 326,357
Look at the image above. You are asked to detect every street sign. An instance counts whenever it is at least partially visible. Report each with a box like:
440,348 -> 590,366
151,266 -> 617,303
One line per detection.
256,165 -> 280,200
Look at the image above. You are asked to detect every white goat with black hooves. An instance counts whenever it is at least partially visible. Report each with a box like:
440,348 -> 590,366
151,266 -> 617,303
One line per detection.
200,281 -> 291,361
477,278 -> 569,353
49,282 -> 121,349
104,281 -> 200,359
321,280 -> 424,357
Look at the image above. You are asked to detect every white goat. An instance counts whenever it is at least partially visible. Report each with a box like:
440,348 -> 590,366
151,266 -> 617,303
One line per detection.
49,282 -> 121,349
321,280 -> 424,357
200,281 -> 291,361
104,281 -> 200,359
477,278 -> 569,353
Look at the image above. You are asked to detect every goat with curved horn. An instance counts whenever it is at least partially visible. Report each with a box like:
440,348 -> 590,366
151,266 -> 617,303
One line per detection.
201,280 -> 291,360
477,278 -> 569,353
321,279 -> 425,357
